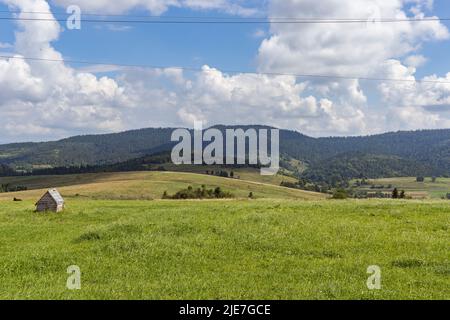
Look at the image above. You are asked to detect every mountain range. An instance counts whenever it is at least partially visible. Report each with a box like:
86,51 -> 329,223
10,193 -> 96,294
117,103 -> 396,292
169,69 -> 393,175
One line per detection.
0,126 -> 449,184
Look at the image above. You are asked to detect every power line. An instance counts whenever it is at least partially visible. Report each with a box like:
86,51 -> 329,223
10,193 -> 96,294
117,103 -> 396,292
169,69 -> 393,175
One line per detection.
0,12 -> 448,24
1,9 -> 270,19
0,17 -> 448,24
1,54 -> 449,85
0,17 -> 448,25
0,9 -> 448,23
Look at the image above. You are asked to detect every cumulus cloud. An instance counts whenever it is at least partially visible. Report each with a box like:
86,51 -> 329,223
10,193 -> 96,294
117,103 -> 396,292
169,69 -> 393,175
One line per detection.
122,65 -> 373,136
0,0 -> 131,141
258,0 -> 448,76
404,54 -> 428,68
377,59 -> 450,129
256,0 -> 450,133
1,0 -> 450,143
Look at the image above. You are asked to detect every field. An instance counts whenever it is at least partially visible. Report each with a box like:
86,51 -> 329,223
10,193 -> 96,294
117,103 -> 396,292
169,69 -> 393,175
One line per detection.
0,171 -> 323,201
355,177 -> 450,199
0,172 -> 449,300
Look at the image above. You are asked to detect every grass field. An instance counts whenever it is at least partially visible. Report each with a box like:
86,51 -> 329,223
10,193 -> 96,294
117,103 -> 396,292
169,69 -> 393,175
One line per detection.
0,171 -> 324,201
0,198 -> 448,300
0,172 -> 448,300
355,177 -> 450,199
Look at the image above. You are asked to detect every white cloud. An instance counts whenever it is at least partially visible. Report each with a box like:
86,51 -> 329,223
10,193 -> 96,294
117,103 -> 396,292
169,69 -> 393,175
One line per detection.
256,0 -> 450,134
0,42 -> 13,48
1,0 -> 450,143
115,65 -> 369,136
404,54 -> 428,68
94,24 -> 133,32
0,56 -> 45,102
252,28 -> 267,39
378,59 -> 450,123
258,0 -> 449,76
0,0 -> 132,141
51,0 -> 259,16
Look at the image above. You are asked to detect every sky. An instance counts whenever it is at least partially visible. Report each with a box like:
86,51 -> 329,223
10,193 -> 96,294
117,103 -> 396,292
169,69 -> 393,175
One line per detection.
0,0 -> 450,143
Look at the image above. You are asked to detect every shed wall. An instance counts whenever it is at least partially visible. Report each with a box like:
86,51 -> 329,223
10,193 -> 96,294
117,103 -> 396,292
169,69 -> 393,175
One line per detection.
36,193 -> 58,212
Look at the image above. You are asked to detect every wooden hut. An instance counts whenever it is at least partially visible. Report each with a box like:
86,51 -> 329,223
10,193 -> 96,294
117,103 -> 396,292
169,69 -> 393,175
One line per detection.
35,189 -> 65,213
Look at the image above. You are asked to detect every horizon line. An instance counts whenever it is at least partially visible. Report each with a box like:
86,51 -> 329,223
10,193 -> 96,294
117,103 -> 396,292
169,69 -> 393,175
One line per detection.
1,125 -> 449,146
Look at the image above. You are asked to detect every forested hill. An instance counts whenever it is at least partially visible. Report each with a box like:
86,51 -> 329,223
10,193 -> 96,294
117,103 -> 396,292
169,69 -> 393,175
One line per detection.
0,128 -> 175,168
0,127 -> 449,182
280,129 -> 450,180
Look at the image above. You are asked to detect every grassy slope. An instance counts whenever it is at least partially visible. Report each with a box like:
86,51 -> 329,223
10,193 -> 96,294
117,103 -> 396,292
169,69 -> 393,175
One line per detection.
0,171 -> 324,201
0,199 -> 448,300
356,177 -> 450,199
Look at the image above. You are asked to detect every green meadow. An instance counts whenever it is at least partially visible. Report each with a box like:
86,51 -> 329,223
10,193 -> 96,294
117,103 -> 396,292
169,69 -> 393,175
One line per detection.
0,172 -> 448,300
0,195 -> 449,300
355,177 -> 450,199
0,171 -> 323,201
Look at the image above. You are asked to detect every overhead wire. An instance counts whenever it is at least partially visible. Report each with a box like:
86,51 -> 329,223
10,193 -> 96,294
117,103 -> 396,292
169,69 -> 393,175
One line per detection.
0,55 -> 449,84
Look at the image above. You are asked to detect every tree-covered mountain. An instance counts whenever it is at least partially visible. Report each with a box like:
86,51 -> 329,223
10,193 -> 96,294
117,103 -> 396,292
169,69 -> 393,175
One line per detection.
0,126 -> 449,183
0,128 -> 175,168
301,153 -> 438,185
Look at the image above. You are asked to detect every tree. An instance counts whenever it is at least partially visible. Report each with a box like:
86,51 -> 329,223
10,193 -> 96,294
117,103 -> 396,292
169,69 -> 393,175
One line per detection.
392,188 -> 399,199
400,190 -> 406,199
0,184 -> 10,193
248,192 -> 254,199
332,189 -> 348,200
432,176 -> 437,183
214,187 -> 222,197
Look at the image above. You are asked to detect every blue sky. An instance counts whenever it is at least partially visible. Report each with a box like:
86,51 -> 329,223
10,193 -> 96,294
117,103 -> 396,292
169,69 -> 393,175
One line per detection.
59,14 -> 265,73
0,2 -> 447,77
415,1 -> 450,77
0,0 -> 450,142
0,2 -> 268,71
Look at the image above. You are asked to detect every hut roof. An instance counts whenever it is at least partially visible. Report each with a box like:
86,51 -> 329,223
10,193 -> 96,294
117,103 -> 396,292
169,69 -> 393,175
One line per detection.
37,189 -> 64,205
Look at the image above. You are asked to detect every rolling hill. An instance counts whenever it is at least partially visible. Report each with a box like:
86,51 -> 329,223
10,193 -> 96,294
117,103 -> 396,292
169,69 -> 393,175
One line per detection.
0,171 -> 326,201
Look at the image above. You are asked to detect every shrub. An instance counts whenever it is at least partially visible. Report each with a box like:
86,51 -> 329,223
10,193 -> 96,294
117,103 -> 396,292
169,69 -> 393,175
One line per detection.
392,188 -> 399,199
163,185 -> 233,200
280,181 -> 298,189
332,189 -> 348,199
75,231 -> 101,243
0,184 -> 27,193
